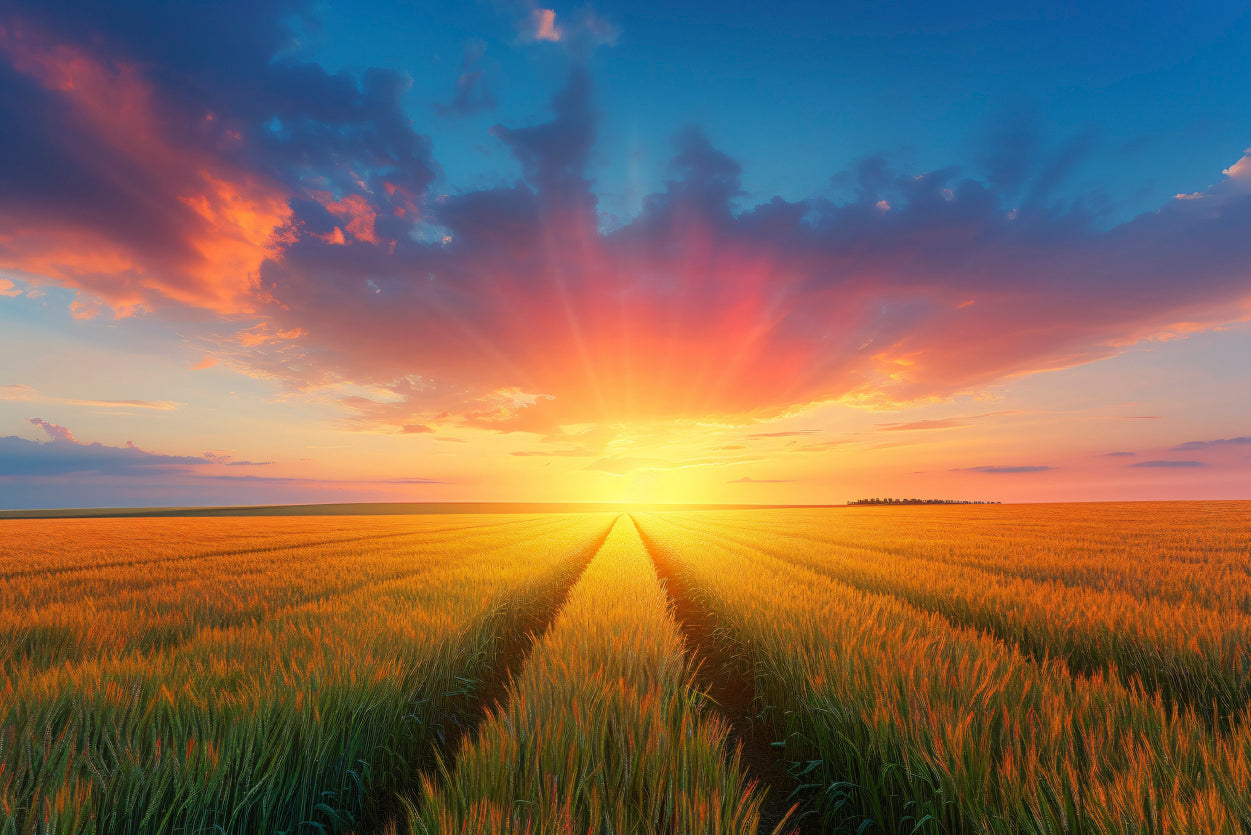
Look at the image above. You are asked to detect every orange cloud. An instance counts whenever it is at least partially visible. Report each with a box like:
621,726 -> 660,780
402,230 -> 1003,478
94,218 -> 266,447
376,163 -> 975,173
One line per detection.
319,194 -> 380,245
0,22 -> 294,315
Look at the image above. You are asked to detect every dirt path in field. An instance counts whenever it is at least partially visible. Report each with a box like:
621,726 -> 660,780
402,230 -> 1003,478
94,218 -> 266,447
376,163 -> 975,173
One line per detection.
631,515 -> 819,835
368,517 -> 615,832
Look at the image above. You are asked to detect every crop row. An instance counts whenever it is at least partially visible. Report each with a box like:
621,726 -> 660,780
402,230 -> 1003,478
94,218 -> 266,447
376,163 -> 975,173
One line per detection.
656,510 -> 1251,719
635,512 -> 1251,834
0,514 -> 614,834
405,515 -> 764,834
680,504 -> 1251,613
2,515 -> 576,670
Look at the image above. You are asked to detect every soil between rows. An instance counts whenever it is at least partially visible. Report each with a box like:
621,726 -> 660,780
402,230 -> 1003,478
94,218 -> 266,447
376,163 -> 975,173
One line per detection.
367,516 -> 616,832
630,515 -> 819,835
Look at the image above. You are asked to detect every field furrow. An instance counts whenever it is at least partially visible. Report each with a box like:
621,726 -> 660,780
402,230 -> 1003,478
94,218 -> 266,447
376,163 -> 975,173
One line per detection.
632,515 -> 810,834
635,512 -> 1251,834
407,515 -> 764,834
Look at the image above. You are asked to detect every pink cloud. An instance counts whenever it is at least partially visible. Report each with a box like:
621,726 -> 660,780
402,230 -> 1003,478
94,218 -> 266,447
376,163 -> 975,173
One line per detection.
0,22 -> 295,315
532,9 -> 562,42
27,417 -> 75,443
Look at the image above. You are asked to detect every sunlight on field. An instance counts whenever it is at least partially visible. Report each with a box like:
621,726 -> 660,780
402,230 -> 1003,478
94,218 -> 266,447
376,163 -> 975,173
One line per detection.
2,502 -> 1249,833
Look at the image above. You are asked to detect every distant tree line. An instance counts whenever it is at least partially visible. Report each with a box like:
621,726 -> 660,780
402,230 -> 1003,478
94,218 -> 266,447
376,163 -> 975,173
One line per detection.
846,498 -> 1001,506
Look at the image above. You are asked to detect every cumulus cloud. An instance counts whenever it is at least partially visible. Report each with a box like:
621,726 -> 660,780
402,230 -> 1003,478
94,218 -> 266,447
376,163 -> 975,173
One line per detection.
0,418 -> 205,476
3,3 -> 1251,439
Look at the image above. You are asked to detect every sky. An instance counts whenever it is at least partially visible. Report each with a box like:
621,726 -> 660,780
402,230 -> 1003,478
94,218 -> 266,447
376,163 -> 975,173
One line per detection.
1,0 -> 1249,508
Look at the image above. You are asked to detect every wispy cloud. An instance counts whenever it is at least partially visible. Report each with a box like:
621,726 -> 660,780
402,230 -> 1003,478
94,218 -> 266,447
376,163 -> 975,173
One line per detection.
1130,459 -> 1205,468
958,465 -> 1054,474
1,385 -> 181,411
510,447 -> 595,457
878,410 -> 1018,431
434,40 -> 496,117
1170,436 -> 1251,452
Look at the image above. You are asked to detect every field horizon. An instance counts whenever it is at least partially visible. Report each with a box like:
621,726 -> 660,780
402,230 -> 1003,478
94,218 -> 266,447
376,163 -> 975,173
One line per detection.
6,497 -> 1248,521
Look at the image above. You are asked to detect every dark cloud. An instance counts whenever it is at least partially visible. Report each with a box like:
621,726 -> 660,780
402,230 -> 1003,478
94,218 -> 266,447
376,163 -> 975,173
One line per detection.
1130,460 -> 1206,468
1103,451 -> 1136,457
959,465 -> 1054,474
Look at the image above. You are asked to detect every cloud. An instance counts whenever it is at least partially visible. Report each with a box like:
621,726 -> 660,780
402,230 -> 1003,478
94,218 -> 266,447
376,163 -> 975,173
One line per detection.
878,410 -> 1017,431
1170,436 -> 1251,452
28,417 -> 75,443
434,40 -> 496,117
202,451 -> 274,466
1130,459 -> 1206,468
246,78 -> 1251,435
0,1 -> 433,315
728,476 -> 794,484
191,356 -> 218,370
510,446 -> 595,457
0,384 -> 180,410
3,6 -> 1251,440
0,278 -> 22,297
400,424 -> 435,434
0,420 -> 449,507
1103,451 -> 1136,457
0,419 -> 205,476
519,7 -> 617,49
959,465 -> 1054,474
531,9 -> 562,42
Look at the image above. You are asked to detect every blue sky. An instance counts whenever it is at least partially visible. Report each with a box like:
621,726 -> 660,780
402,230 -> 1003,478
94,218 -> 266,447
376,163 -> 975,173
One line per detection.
309,0 -> 1251,222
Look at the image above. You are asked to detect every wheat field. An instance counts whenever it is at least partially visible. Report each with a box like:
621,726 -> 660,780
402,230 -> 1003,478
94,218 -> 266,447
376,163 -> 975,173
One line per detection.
2,503 -> 1248,833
